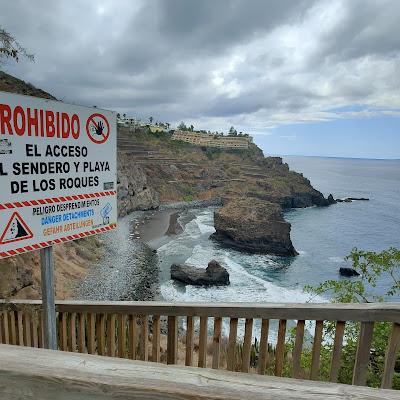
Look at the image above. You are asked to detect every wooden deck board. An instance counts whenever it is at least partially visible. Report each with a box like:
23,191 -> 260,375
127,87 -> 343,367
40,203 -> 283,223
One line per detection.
0,345 -> 398,400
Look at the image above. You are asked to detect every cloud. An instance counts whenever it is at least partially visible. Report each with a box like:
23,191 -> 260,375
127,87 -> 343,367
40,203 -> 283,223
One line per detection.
1,0 -> 399,135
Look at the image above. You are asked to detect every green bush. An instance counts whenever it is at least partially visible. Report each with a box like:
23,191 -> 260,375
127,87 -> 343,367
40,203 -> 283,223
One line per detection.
183,194 -> 194,202
204,147 -> 222,160
297,248 -> 400,388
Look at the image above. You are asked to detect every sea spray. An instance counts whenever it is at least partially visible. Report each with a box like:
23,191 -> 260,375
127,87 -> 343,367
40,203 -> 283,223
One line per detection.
157,208 -> 326,342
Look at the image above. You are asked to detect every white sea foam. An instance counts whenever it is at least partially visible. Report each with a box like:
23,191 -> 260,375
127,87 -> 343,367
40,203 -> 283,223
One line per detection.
161,245 -> 325,305
159,209 -> 328,341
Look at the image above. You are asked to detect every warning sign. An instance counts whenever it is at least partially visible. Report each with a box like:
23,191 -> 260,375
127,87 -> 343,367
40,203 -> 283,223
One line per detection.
0,212 -> 33,244
0,91 -> 117,258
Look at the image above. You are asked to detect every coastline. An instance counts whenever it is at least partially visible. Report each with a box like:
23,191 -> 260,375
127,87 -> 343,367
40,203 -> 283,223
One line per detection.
136,198 -> 216,249
137,209 -> 183,249
70,157 -> 399,348
73,203 -> 205,302
137,210 -> 176,243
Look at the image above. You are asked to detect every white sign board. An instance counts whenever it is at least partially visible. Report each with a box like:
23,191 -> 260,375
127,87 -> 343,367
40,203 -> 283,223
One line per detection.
0,91 -> 117,258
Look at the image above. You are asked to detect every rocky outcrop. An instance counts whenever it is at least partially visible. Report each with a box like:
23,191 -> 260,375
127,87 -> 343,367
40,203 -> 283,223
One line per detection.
165,212 -> 183,235
347,197 -> 369,201
246,158 -> 336,209
336,197 -> 369,203
339,267 -> 360,277
171,260 -> 230,286
211,198 -> 297,256
117,153 -> 159,216
327,194 -> 337,204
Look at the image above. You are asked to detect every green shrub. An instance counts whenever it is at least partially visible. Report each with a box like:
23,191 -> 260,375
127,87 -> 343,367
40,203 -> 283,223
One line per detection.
298,248 -> 400,388
204,147 -> 222,160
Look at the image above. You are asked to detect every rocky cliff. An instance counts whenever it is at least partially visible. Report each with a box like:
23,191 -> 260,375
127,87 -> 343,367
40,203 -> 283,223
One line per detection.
116,128 -> 335,256
253,157 -> 333,208
117,153 -> 159,216
117,128 -> 332,210
211,198 -> 297,256
116,128 -> 334,255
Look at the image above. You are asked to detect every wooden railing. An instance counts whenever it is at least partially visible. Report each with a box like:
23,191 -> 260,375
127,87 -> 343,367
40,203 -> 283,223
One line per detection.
0,300 -> 399,389
2,346 -> 399,400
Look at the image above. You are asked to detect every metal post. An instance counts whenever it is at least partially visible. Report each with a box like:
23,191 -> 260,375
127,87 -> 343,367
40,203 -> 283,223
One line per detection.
40,246 -> 57,350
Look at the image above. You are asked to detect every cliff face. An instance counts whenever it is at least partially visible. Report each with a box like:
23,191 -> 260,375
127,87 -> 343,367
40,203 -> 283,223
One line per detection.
116,128 -> 333,255
254,157 -> 332,208
211,198 -> 297,256
117,128 -> 331,211
118,153 -> 159,216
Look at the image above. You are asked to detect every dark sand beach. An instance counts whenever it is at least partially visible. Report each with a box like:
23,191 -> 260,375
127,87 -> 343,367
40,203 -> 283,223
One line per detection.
138,210 -> 182,249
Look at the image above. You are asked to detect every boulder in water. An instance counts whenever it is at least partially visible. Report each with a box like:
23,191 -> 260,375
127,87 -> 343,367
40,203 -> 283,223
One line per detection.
171,260 -> 230,286
347,197 -> 369,201
327,194 -> 337,204
336,197 -> 370,203
165,212 -> 183,235
339,267 -> 360,277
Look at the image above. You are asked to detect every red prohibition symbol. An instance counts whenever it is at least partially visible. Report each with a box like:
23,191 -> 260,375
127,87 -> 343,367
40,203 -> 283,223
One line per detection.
86,113 -> 110,144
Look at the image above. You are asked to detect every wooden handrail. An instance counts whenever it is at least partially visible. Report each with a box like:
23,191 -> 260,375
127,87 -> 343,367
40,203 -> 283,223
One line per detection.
1,300 -> 399,389
1,300 -> 400,322
1,345 -> 398,400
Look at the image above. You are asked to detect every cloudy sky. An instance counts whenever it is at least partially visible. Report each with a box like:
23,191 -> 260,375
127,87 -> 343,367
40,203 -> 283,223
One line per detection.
1,0 -> 400,158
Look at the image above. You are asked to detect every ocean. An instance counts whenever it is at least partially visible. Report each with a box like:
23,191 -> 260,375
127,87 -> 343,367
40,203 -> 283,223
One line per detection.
157,156 -> 400,308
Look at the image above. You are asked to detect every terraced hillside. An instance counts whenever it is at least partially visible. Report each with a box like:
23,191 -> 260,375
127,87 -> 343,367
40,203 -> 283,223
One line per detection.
117,126 -> 331,214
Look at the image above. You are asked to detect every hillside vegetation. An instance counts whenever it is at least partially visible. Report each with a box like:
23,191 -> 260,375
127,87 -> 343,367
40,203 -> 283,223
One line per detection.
117,126 -> 330,214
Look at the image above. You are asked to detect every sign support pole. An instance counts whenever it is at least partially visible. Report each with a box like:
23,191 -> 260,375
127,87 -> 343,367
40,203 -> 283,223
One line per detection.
40,246 -> 57,350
